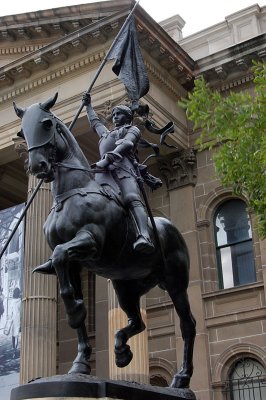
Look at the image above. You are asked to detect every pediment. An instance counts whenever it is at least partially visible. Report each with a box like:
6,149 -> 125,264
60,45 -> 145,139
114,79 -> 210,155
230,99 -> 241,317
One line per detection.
0,1 -> 196,99
0,0 -> 131,66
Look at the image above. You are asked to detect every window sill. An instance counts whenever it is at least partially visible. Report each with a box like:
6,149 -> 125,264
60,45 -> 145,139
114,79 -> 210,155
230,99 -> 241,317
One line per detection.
202,281 -> 264,300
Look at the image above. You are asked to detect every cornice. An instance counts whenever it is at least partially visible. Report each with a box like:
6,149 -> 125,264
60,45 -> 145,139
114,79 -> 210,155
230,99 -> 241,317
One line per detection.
0,1 -> 132,41
135,13 -> 195,89
0,27 -> 190,107
0,49 -> 106,104
0,5 -> 196,96
0,9 -> 130,89
215,72 -> 255,92
145,60 -> 187,100
0,50 -> 184,105
134,8 -> 195,72
0,44 -> 44,56
195,33 -> 266,89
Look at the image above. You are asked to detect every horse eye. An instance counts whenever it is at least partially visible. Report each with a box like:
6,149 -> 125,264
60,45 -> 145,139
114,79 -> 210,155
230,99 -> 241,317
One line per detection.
41,118 -> 53,130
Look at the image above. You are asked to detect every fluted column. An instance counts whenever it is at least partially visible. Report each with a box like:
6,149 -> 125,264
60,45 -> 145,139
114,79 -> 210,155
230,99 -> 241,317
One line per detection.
108,280 -> 149,384
20,175 -> 57,383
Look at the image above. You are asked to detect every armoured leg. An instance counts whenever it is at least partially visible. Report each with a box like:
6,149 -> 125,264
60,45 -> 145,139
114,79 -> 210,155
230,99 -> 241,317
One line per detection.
119,176 -> 154,254
128,200 -> 154,254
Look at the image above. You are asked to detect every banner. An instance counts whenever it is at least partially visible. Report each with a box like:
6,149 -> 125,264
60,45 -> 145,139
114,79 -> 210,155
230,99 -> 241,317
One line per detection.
0,204 -> 24,399
107,16 -> 149,102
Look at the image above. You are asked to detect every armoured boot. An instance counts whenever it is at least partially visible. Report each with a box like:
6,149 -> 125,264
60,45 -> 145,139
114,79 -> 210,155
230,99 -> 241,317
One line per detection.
129,200 -> 154,254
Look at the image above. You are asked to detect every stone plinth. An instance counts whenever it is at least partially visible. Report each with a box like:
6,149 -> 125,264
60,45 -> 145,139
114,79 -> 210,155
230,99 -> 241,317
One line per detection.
10,374 -> 196,400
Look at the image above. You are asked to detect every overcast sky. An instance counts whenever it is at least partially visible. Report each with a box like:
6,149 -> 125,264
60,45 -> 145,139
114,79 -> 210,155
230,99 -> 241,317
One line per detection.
0,0 -> 264,36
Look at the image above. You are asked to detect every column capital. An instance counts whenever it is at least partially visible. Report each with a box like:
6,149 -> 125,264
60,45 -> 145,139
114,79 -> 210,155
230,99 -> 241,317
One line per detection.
158,148 -> 197,190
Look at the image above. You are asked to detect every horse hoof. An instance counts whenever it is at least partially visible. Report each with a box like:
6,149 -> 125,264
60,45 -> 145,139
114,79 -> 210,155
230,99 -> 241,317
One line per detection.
68,300 -> 87,329
68,362 -> 91,375
115,345 -> 133,368
32,259 -> 56,275
170,374 -> 190,389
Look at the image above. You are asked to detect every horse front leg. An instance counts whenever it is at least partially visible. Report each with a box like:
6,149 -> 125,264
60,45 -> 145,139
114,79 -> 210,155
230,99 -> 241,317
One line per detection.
112,280 -> 146,368
52,230 -> 98,329
68,322 -> 92,375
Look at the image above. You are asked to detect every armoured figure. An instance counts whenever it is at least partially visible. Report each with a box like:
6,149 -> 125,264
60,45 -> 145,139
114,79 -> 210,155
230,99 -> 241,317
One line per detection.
83,93 -> 154,254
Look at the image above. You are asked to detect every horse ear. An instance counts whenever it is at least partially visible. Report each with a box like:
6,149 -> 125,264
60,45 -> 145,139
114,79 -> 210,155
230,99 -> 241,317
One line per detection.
13,102 -> 25,119
41,92 -> 58,111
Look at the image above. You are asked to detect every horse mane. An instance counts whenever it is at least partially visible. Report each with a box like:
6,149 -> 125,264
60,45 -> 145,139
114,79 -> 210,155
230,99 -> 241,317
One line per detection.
55,114 -> 92,175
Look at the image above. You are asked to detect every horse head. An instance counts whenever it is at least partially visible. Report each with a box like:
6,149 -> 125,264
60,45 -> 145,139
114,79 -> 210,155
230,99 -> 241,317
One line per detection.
13,93 -> 60,182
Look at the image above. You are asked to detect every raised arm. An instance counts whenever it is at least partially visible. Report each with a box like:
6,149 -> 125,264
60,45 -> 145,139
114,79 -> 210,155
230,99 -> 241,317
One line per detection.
82,92 -> 108,138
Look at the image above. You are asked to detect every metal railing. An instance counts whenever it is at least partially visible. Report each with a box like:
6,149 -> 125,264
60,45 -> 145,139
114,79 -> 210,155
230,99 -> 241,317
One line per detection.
223,375 -> 266,400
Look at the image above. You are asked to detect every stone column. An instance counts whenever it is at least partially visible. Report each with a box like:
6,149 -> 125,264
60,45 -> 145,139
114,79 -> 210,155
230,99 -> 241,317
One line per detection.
108,280 -> 149,384
159,149 -> 211,400
95,276 -> 109,379
17,157 -> 57,383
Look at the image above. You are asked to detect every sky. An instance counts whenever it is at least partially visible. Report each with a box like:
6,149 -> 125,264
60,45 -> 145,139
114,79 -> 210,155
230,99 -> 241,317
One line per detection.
0,0 -> 264,37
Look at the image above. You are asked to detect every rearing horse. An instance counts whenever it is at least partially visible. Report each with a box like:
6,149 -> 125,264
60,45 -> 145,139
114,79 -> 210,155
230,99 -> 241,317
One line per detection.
13,93 -> 196,389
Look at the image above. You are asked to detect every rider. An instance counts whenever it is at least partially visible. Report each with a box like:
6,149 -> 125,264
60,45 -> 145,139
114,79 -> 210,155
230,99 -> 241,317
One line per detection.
83,92 -> 154,255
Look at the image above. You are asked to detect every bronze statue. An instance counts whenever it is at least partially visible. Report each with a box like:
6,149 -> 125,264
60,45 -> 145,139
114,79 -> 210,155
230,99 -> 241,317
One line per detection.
13,93 -> 196,389
83,92 -> 154,254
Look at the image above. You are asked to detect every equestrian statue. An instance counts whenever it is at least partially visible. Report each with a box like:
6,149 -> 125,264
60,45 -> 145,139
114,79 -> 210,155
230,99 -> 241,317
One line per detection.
13,91 -> 196,389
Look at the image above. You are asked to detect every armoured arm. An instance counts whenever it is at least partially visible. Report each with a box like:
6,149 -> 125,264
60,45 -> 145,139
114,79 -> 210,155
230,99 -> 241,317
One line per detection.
106,126 -> 140,161
82,92 -> 108,138
94,125 -> 141,168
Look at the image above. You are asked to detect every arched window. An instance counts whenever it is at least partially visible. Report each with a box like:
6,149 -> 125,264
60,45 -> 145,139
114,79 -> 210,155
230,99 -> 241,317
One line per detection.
214,199 -> 256,289
225,357 -> 266,400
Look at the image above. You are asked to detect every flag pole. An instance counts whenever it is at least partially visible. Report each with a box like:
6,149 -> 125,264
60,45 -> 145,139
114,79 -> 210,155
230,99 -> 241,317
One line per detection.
69,0 -> 140,130
0,1 -> 141,262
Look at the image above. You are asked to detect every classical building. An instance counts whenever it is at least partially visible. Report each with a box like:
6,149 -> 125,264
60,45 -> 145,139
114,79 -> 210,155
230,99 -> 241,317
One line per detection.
0,1 -> 265,399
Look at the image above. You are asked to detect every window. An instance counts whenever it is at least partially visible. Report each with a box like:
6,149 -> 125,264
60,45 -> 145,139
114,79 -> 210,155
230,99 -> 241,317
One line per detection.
225,357 -> 266,400
214,200 -> 256,289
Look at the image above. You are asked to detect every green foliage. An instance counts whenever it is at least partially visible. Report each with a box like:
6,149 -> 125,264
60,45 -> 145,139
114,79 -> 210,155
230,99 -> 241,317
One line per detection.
180,61 -> 266,237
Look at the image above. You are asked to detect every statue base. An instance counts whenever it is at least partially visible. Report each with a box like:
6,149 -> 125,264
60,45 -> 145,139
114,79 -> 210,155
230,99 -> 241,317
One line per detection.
10,374 -> 196,400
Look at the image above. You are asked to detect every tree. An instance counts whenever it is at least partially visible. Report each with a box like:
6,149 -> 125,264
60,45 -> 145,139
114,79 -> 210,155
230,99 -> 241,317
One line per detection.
180,62 -> 266,237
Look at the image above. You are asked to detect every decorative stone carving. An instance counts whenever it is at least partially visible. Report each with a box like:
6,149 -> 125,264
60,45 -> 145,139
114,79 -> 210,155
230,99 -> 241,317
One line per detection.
0,73 -> 14,85
215,66 -> 227,80
35,26 -> 49,38
235,58 -> 248,70
159,149 -> 197,190
52,48 -> 68,61
33,57 -> 49,69
1,30 -> 15,41
17,29 -> 31,40
11,66 -> 31,78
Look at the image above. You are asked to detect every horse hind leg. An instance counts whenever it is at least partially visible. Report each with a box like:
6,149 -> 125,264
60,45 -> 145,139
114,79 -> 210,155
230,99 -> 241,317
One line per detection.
166,285 -> 196,389
112,279 -> 146,368
68,267 -> 92,375
162,255 -> 196,388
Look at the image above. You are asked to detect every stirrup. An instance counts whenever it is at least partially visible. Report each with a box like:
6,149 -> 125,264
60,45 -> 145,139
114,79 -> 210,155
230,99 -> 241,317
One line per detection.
133,235 -> 154,254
